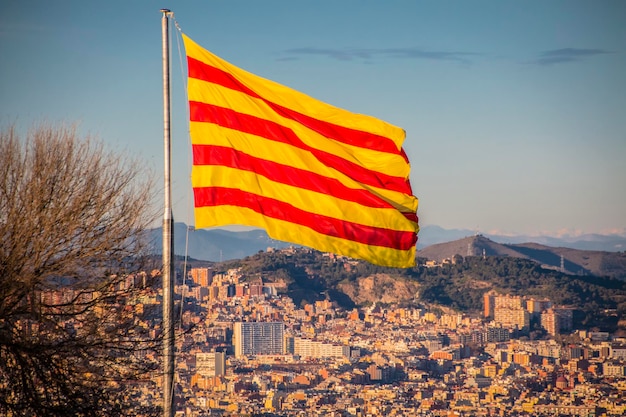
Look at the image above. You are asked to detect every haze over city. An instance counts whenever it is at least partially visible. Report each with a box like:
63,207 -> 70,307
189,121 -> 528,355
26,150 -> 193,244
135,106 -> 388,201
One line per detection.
1,0 -> 625,238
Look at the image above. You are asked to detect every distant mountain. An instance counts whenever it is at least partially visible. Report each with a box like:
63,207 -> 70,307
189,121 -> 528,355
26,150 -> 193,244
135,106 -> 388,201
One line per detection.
147,224 -> 626,272
147,223 -> 293,262
417,234 -> 626,280
417,225 -> 626,252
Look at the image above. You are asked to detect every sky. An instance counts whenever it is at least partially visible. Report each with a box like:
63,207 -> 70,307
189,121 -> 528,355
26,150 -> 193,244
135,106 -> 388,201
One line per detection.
1,0 -> 625,238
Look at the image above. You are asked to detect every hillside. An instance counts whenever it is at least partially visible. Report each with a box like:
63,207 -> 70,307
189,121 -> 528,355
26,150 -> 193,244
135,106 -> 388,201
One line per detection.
417,234 -> 626,280
216,247 -> 626,333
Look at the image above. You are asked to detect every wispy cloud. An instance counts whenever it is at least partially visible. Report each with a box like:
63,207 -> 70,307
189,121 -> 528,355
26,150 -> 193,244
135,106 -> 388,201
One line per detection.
280,47 -> 480,65
528,48 -> 612,66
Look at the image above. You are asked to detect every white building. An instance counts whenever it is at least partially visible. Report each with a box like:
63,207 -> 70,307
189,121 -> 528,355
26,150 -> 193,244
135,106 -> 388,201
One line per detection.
196,351 -> 226,377
233,322 -> 285,357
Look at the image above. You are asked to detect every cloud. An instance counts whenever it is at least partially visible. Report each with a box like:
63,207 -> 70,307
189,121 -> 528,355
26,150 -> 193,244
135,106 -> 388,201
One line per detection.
528,48 -> 612,66
280,47 -> 479,65
282,47 -> 361,62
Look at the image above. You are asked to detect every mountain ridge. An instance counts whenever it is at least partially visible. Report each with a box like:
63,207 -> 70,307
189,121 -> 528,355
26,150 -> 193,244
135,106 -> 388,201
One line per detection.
417,234 -> 626,280
419,225 -> 626,251
148,223 -> 626,279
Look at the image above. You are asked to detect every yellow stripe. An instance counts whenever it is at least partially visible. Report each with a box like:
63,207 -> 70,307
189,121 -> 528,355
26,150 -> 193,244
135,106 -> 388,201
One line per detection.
184,34 -> 405,148
192,165 -> 416,231
190,122 -> 418,214
194,205 -> 416,268
188,78 -> 410,179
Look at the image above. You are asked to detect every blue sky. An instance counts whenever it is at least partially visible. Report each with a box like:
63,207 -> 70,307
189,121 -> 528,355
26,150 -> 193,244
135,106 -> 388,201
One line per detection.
1,1 -> 625,238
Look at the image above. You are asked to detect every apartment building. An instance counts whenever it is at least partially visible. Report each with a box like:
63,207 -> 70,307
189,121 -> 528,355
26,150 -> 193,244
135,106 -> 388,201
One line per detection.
233,322 -> 285,357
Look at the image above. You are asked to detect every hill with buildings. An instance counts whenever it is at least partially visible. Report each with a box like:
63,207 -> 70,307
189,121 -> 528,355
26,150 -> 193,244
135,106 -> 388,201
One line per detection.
215,247 -> 626,333
150,224 -> 626,330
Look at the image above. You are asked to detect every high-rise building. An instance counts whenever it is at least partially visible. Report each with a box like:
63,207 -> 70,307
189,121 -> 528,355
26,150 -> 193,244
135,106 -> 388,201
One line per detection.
541,308 -> 574,336
483,292 -> 496,319
485,326 -> 510,343
494,305 -> 530,330
190,267 -> 213,287
541,309 -> 558,336
526,298 -> 552,318
233,322 -> 284,357
196,351 -> 226,377
249,282 -> 264,297
235,284 -> 246,297
494,294 -> 524,310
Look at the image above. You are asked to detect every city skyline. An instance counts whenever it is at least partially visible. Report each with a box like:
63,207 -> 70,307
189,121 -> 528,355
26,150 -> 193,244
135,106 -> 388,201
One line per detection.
9,243 -> 626,415
1,1 -> 625,238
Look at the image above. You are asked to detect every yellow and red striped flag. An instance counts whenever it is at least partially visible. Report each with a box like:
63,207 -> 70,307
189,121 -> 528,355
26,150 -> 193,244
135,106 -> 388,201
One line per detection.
183,34 -> 419,267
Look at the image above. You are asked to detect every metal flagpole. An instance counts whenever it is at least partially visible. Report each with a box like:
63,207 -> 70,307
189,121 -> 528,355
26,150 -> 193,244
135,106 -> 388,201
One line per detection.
160,8 -> 175,417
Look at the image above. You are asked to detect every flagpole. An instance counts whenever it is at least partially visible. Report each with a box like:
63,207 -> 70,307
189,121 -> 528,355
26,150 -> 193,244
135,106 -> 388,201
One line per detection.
160,8 -> 175,417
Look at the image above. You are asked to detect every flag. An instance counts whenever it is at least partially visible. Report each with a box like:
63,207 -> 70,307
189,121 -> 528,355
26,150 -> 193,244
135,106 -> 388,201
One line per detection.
183,34 -> 419,267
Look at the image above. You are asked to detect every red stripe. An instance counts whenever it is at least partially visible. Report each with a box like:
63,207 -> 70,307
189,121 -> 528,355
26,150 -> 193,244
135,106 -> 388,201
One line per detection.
193,145 -> 419,223
188,56 -> 401,155
188,56 -> 261,99
193,187 -> 417,250
194,145 -> 392,208
190,101 -> 412,195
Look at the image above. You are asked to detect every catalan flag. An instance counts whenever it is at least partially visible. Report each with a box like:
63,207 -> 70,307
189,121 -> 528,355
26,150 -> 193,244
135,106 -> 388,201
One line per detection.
183,34 -> 419,267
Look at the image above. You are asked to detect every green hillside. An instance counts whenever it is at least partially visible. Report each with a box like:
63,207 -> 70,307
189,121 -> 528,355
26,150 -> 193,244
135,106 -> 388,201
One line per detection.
216,247 -> 626,332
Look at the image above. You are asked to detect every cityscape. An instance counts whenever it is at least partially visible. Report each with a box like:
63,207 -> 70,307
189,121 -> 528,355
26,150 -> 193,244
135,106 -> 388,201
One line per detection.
47,246 -> 626,417
3,3 -> 625,417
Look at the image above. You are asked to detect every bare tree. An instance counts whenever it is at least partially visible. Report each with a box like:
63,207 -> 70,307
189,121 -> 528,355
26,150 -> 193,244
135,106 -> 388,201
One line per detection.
0,124 -> 161,416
